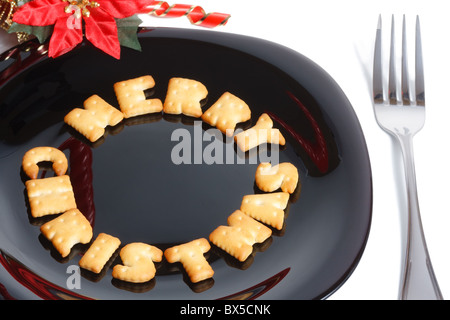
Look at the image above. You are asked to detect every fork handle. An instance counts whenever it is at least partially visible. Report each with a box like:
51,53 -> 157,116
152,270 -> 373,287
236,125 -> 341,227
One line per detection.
397,133 -> 443,300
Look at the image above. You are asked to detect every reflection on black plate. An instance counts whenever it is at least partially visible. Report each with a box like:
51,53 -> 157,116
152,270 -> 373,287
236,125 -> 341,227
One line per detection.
0,28 -> 371,300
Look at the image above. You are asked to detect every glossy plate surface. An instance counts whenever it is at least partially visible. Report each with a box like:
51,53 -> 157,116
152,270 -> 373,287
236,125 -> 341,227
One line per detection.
0,28 -> 372,300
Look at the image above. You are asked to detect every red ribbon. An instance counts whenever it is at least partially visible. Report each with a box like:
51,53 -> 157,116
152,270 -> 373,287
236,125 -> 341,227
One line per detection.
12,0 -> 230,59
146,2 -> 230,28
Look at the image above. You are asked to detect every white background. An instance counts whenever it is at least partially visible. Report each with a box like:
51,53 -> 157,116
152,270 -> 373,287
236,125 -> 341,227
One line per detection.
1,0 -> 449,300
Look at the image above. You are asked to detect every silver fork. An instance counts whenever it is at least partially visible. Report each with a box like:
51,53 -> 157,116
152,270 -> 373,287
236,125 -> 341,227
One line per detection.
373,15 -> 443,300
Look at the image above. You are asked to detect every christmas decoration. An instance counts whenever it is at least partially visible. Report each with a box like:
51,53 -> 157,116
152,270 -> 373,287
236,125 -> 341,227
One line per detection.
0,0 -> 230,59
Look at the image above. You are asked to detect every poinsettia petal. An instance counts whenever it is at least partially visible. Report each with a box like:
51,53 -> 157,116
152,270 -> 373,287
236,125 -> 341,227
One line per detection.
49,16 -> 83,58
13,0 -> 67,26
97,0 -> 151,19
85,8 -> 121,59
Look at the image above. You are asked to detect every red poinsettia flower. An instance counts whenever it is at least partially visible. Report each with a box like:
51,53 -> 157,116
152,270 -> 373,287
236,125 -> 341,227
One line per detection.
13,0 -> 153,58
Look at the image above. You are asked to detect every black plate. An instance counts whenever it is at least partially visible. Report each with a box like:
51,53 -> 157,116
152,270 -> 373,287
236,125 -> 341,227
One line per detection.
0,28 -> 372,300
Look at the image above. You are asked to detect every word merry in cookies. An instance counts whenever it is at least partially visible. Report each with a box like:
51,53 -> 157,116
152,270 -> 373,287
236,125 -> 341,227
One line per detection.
63,75 -> 286,155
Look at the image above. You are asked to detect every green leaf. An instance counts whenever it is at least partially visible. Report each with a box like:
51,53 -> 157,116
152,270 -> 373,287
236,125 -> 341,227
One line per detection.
17,0 -> 33,6
8,22 -> 53,44
116,16 -> 142,52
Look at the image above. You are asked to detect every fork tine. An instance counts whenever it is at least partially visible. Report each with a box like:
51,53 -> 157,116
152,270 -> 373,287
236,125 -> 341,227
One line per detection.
415,15 -> 425,106
373,15 -> 384,104
389,15 -> 398,104
401,15 -> 411,105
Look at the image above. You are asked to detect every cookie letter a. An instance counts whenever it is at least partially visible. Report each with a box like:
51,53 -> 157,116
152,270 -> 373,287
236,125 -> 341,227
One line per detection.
209,210 -> 272,262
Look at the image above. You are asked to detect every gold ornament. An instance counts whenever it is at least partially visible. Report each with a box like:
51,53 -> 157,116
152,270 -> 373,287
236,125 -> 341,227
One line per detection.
0,0 -> 30,43
63,0 -> 100,18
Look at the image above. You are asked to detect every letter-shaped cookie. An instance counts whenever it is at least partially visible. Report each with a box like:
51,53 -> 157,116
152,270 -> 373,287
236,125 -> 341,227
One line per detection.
234,113 -> 285,152
25,175 -> 77,218
112,242 -> 163,283
255,162 -> 299,194
240,192 -> 290,230
201,92 -> 251,136
79,233 -> 121,274
22,146 -> 68,179
164,238 -> 214,283
40,208 -> 93,258
163,77 -> 208,118
64,94 -> 124,142
114,75 -> 163,118
209,210 -> 272,262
